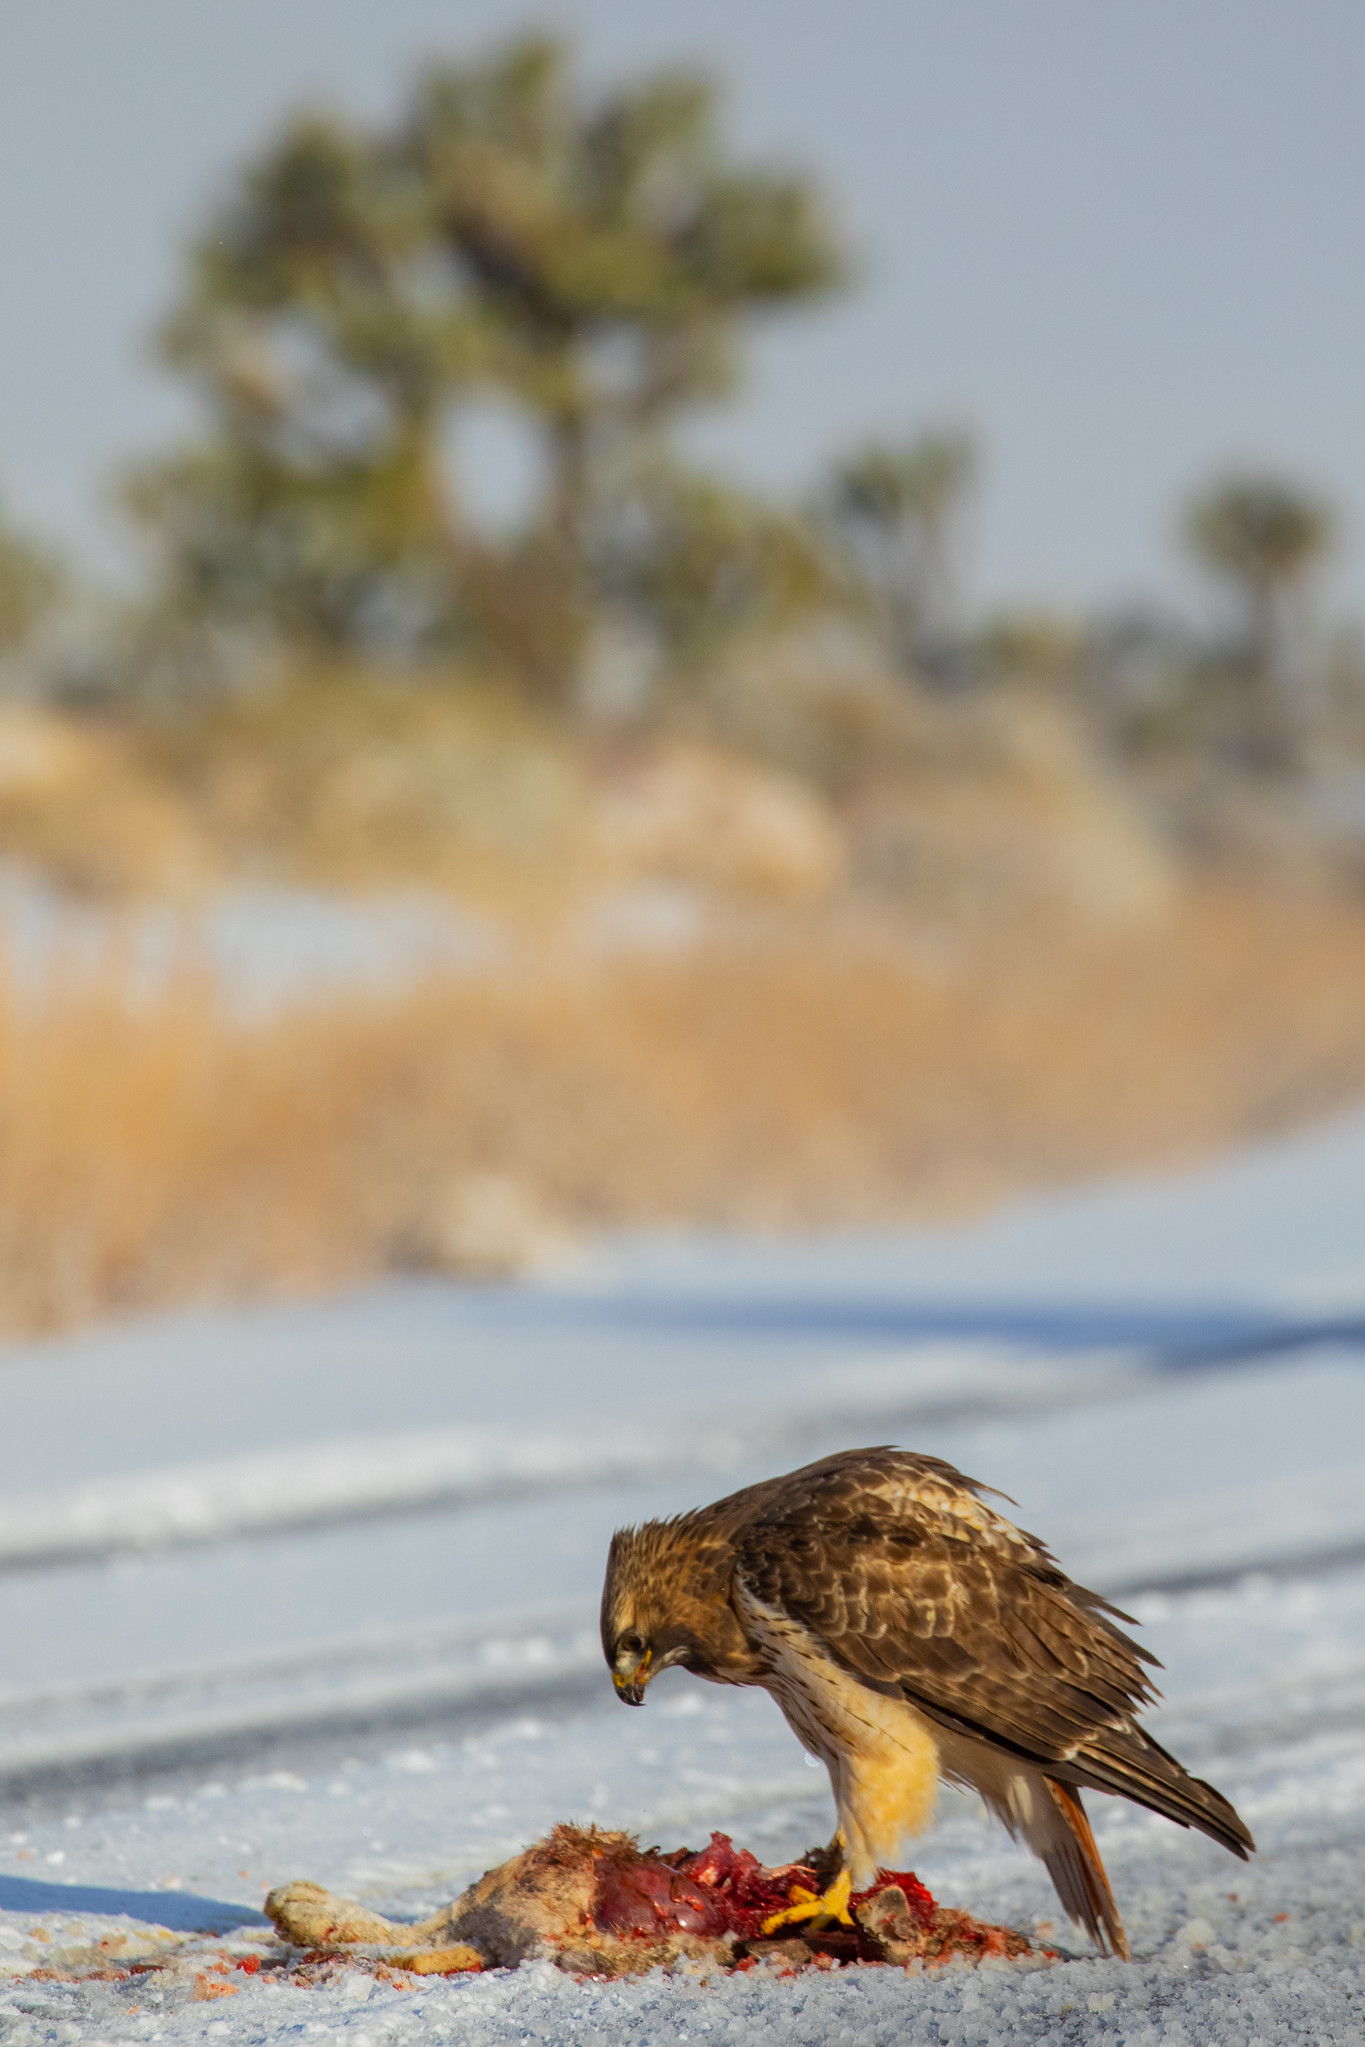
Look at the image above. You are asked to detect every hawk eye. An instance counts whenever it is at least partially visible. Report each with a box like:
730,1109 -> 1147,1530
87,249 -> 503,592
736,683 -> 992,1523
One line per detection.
618,1630 -> 645,1656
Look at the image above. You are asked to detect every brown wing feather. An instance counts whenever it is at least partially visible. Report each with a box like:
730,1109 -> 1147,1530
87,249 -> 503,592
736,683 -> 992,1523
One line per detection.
731,1446 -> 1252,1859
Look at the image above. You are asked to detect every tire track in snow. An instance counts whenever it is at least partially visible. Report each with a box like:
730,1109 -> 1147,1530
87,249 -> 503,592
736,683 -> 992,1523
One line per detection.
0,1608 -> 602,1799
0,1345 -> 1178,1575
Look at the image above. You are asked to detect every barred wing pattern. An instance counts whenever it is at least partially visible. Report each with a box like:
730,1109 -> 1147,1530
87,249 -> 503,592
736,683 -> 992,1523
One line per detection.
732,1448 -> 1251,1858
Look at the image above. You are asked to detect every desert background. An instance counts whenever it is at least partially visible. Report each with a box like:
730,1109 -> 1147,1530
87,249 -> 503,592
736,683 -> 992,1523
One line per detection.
0,7 -> 1364,1332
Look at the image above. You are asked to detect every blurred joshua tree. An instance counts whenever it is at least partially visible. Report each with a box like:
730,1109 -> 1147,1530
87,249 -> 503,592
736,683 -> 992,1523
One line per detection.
824,428 -> 977,678
1184,472 -> 1334,770
128,34 -> 843,700
125,113 -> 473,662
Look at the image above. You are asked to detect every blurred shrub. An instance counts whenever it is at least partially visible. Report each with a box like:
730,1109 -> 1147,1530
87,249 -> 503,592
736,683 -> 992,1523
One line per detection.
0,705 -> 209,898
595,463 -> 834,681
1182,472 -> 1335,773
841,694 -> 1177,930
0,659 -> 821,908
976,611 -> 1087,692
593,742 -> 845,903
820,429 -> 978,679
141,667 -> 598,906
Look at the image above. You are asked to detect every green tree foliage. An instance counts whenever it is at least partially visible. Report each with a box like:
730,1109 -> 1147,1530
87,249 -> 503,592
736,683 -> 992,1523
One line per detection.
825,429 -> 977,676
1184,473 -> 1334,768
129,34 -> 844,697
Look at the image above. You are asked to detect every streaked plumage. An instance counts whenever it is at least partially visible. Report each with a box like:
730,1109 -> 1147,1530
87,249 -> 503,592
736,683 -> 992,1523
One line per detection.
601,1447 -> 1253,1957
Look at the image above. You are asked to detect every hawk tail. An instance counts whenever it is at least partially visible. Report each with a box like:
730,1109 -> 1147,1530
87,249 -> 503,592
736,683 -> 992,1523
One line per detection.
1079,1724 -> 1254,1861
1040,1780 -> 1129,1960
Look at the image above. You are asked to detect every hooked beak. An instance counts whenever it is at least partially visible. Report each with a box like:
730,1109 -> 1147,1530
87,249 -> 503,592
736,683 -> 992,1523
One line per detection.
612,1648 -> 652,1706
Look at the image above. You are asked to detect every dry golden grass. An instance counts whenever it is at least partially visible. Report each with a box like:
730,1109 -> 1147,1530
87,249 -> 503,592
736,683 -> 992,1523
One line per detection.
2,886 -> 1365,1334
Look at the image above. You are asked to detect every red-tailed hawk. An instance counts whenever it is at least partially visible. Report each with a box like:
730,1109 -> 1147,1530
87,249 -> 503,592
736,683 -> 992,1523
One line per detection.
600,1447 -> 1252,1958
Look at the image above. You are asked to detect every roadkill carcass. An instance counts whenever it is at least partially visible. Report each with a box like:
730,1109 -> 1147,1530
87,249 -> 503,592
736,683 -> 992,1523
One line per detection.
265,1825 -> 1044,1979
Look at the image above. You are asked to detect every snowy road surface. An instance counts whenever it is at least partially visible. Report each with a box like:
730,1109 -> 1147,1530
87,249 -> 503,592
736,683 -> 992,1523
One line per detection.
5,1112 -> 1365,2039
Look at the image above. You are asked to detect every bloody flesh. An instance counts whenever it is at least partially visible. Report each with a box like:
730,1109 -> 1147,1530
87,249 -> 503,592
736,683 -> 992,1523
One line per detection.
589,1831 -> 941,1957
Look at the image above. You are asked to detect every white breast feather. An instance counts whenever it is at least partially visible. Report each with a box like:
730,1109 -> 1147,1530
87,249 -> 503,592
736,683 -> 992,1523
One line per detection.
734,1578 -> 941,1887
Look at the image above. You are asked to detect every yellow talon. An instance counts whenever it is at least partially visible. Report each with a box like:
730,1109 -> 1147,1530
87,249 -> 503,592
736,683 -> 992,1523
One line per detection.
760,1867 -> 855,1935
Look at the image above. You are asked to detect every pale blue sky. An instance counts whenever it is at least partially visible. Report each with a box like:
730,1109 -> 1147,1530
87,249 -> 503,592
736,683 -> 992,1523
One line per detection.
1,1 -> 1362,616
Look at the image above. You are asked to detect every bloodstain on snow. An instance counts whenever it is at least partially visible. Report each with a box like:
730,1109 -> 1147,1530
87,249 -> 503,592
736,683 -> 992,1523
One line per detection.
192,1975 -> 238,2001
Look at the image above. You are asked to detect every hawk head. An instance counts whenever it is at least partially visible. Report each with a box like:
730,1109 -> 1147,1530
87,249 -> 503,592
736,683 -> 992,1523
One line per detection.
600,1516 -> 755,1705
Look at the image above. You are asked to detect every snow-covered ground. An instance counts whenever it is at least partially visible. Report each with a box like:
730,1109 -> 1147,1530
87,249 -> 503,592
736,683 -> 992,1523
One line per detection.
0,866 -> 709,1019
6,1111 -> 1365,2040
0,869 -> 502,1016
